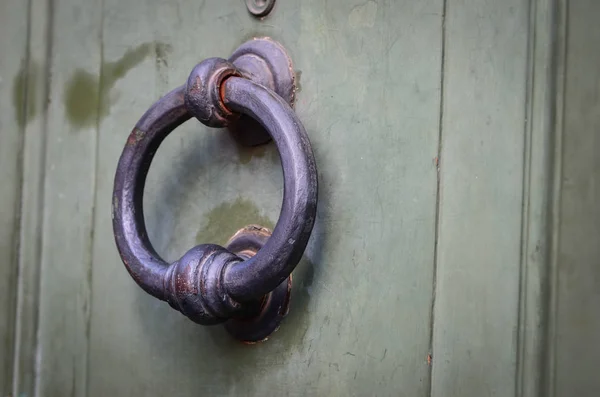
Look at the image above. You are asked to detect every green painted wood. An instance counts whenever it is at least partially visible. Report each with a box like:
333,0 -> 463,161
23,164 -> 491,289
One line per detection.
3,0 -> 598,396
431,0 -> 530,395
9,0 -> 52,386
87,1 -> 443,396
554,0 -> 600,395
30,0 -> 103,394
0,0 -> 28,394
8,0 -> 57,395
517,1 -> 561,396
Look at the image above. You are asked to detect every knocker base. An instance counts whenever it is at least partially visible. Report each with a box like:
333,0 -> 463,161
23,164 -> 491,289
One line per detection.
224,225 -> 292,343
228,37 -> 296,147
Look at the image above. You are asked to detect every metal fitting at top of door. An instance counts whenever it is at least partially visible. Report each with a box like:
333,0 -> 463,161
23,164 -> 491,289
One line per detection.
246,0 -> 276,17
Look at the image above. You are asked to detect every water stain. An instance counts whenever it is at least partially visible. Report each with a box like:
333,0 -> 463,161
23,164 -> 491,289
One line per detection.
63,70 -> 100,129
154,42 -> 170,69
196,197 -> 275,245
63,42 -> 172,129
12,59 -> 40,128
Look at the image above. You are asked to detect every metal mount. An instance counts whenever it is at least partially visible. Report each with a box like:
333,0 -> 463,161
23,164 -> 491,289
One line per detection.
228,38 -> 295,146
224,226 -> 292,343
112,38 -> 317,343
245,0 -> 276,18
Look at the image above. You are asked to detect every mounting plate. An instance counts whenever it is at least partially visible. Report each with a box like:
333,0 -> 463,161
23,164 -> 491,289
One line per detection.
223,225 -> 292,343
227,38 -> 295,146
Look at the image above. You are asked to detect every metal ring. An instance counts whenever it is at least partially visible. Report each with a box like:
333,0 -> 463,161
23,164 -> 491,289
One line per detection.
112,66 -> 317,329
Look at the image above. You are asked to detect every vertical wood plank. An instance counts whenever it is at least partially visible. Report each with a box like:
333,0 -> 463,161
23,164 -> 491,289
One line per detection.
517,1 -> 560,396
11,0 -> 53,395
29,0 -> 102,394
431,0 -> 530,395
554,0 -> 600,395
0,0 -> 29,394
87,1 -> 444,396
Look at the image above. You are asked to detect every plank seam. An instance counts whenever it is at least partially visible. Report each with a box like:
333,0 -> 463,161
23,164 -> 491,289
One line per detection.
515,0 -> 537,393
515,0 -> 566,395
426,0 -> 447,395
84,1 -> 105,395
33,0 -> 55,395
7,0 -> 34,392
545,0 -> 568,395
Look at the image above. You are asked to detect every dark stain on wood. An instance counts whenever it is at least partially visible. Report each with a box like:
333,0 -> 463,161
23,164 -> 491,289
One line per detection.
63,42 -> 172,129
12,59 -> 40,128
196,197 -> 275,245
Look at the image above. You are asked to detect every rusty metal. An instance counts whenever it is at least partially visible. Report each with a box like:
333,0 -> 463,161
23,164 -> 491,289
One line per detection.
228,37 -> 295,146
112,38 -> 317,342
224,226 -> 292,343
245,0 -> 276,18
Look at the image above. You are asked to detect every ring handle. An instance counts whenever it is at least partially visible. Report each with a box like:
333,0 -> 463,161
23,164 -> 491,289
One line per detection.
111,39 -> 317,341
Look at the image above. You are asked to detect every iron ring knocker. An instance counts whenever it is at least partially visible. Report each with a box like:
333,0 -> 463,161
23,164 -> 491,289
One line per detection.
111,38 -> 318,342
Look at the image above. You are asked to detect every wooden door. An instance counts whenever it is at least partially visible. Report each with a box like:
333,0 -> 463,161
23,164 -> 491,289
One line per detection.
1,0 -> 599,396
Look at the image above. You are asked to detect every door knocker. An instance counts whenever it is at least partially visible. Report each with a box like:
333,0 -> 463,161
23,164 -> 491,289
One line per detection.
112,38 -> 317,342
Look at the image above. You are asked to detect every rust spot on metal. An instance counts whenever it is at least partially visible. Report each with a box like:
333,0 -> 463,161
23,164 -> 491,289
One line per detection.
199,267 -> 207,296
219,77 -> 228,104
190,76 -> 202,94
280,274 -> 292,316
218,71 -> 241,116
127,128 -> 145,145
288,56 -> 296,109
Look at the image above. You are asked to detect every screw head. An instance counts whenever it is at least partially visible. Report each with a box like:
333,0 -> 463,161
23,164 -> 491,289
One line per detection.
246,0 -> 276,17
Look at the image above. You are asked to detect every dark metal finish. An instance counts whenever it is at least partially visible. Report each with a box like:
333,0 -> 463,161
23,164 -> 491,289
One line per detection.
245,0 -> 276,18
229,38 -> 294,107
185,57 -> 241,128
112,38 -> 317,340
228,37 -> 295,146
224,226 -> 292,343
